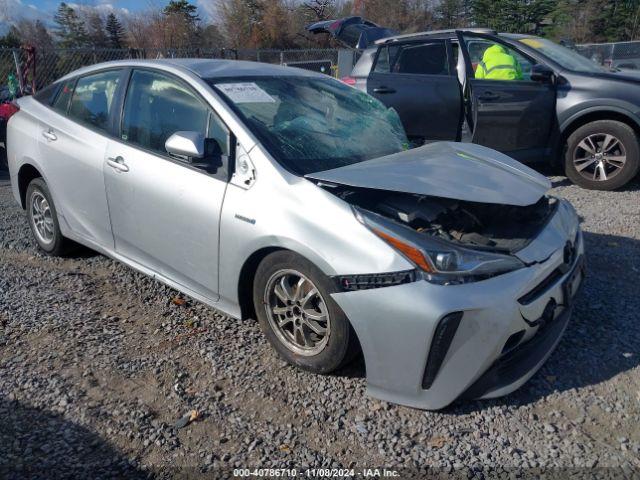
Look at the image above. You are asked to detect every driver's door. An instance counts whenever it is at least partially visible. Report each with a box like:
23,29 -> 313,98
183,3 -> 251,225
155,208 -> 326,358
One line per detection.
103,68 -> 231,301
457,32 -> 557,163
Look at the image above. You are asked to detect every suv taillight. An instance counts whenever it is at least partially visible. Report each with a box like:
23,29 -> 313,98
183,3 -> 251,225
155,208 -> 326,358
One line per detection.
341,76 -> 357,86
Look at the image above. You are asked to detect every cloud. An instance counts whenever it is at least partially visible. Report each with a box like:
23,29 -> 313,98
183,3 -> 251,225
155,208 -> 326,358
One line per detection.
67,2 -> 130,17
0,0 -> 50,24
196,0 -> 218,23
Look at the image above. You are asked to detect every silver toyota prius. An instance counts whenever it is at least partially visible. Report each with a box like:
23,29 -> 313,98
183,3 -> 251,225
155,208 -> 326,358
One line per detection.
6,59 -> 584,409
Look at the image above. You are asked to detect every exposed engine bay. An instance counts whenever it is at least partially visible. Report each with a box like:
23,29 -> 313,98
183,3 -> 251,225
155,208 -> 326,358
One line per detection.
325,185 -> 557,253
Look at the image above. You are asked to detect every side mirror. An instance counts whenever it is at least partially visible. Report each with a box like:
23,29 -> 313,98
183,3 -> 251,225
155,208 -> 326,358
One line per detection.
165,131 -> 205,159
530,64 -> 554,83
165,131 -> 224,173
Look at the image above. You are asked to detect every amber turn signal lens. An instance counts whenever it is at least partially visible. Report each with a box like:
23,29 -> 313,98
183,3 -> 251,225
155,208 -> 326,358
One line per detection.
372,228 -> 434,273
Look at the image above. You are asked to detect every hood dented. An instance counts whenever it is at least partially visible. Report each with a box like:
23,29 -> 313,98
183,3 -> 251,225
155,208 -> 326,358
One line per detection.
306,142 -> 551,206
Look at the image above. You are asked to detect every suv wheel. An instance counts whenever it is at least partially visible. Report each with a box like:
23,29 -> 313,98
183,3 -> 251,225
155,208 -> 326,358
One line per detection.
565,120 -> 639,190
253,251 -> 358,374
26,178 -> 71,256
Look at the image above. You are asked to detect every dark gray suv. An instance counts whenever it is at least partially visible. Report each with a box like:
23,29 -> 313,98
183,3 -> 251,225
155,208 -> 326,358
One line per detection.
309,18 -> 640,190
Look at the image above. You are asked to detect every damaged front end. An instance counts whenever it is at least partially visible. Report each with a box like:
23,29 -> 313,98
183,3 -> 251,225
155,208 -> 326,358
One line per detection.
318,183 -> 557,285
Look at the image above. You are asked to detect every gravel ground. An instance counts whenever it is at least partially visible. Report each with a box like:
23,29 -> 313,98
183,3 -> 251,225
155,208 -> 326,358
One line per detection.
1,168 -> 639,479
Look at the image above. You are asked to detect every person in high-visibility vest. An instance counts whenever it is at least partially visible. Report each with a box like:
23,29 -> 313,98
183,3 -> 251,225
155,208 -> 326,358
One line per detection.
475,44 -> 523,80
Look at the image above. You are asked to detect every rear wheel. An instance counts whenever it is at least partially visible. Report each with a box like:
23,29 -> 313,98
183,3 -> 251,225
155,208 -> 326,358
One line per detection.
565,120 -> 639,190
253,251 -> 358,374
26,178 -> 71,256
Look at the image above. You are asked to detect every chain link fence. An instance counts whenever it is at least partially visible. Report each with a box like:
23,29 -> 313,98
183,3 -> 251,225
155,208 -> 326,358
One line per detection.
0,47 -> 342,92
576,41 -> 640,70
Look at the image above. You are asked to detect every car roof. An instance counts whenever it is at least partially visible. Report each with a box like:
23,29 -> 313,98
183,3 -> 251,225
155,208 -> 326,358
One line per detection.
375,28 -> 497,44
58,58 -> 323,82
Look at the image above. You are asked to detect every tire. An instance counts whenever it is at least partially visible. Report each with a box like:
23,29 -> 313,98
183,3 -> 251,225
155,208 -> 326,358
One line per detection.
26,178 -> 71,256
253,250 -> 358,374
565,120 -> 640,190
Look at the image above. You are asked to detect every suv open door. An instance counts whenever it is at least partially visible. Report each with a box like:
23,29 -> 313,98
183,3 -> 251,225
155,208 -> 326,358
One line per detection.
306,16 -> 396,49
455,31 -> 557,163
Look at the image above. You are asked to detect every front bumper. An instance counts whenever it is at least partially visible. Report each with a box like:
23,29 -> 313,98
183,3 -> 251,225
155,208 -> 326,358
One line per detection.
331,206 -> 584,410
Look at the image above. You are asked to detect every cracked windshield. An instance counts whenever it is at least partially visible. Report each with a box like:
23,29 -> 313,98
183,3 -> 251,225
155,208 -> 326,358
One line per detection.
211,77 -> 409,175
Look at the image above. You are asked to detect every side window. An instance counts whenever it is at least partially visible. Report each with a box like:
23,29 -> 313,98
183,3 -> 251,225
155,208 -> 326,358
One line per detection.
207,112 -> 230,156
34,82 -> 61,106
122,69 -> 217,155
68,70 -> 121,131
374,47 -> 390,73
52,79 -> 75,113
466,39 -> 533,81
391,42 -> 449,75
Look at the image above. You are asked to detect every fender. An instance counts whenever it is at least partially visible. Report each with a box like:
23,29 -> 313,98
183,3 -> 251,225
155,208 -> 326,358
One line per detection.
559,102 -> 640,134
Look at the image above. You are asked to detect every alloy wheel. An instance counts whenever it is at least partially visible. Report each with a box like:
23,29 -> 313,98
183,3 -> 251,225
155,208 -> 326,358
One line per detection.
573,133 -> 627,182
264,269 -> 330,356
30,191 -> 55,245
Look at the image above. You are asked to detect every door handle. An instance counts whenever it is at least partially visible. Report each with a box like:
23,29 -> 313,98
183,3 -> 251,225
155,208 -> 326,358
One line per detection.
373,86 -> 396,94
478,91 -> 501,101
106,156 -> 129,172
42,130 -> 57,141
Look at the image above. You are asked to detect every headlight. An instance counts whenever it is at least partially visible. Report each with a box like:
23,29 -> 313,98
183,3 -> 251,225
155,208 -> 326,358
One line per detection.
354,207 -> 524,285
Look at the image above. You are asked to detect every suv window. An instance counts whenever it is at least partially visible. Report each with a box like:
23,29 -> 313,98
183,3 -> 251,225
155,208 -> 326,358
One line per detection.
52,79 -> 75,114
375,43 -> 448,75
68,70 -> 121,131
465,39 -> 533,80
121,69 -> 228,156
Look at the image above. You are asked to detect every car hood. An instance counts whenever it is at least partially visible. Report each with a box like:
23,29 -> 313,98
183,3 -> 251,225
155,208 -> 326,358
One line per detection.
306,142 -> 551,206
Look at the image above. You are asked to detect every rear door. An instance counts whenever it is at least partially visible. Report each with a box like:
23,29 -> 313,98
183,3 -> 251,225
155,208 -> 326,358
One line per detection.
367,40 -> 463,144
37,69 -> 124,248
457,32 -> 556,162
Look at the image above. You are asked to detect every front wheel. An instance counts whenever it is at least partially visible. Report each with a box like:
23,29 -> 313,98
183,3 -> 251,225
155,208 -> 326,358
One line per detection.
564,120 -> 640,190
253,251 -> 358,374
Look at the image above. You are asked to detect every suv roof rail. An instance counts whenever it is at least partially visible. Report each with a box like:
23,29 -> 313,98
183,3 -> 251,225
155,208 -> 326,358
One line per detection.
375,28 -> 497,45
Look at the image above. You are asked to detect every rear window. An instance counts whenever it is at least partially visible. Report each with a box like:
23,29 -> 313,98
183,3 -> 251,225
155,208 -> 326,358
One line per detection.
52,79 -> 76,114
374,43 -> 449,75
68,70 -> 120,132
33,83 -> 60,106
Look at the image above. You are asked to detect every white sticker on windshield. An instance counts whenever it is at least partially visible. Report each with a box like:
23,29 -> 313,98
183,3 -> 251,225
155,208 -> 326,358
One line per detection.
217,82 -> 276,104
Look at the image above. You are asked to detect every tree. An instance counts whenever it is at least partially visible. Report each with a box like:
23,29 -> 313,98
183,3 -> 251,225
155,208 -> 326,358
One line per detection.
219,0 -> 263,49
471,0 -> 555,33
87,12 -> 108,47
303,0 -> 336,22
53,2 -> 89,47
435,0 -> 468,28
162,0 -> 201,48
0,25 -> 21,48
163,0 -> 200,24
200,24 -> 225,49
15,19 -> 55,49
105,13 -> 126,48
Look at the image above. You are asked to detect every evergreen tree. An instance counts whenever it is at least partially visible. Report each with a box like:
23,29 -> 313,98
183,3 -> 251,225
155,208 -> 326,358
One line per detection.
163,0 -> 200,26
471,0 -> 555,33
87,12 -> 108,48
0,26 -> 21,48
436,0 -> 468,28
105,13 -> 126,49
53,2 -> 89,47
